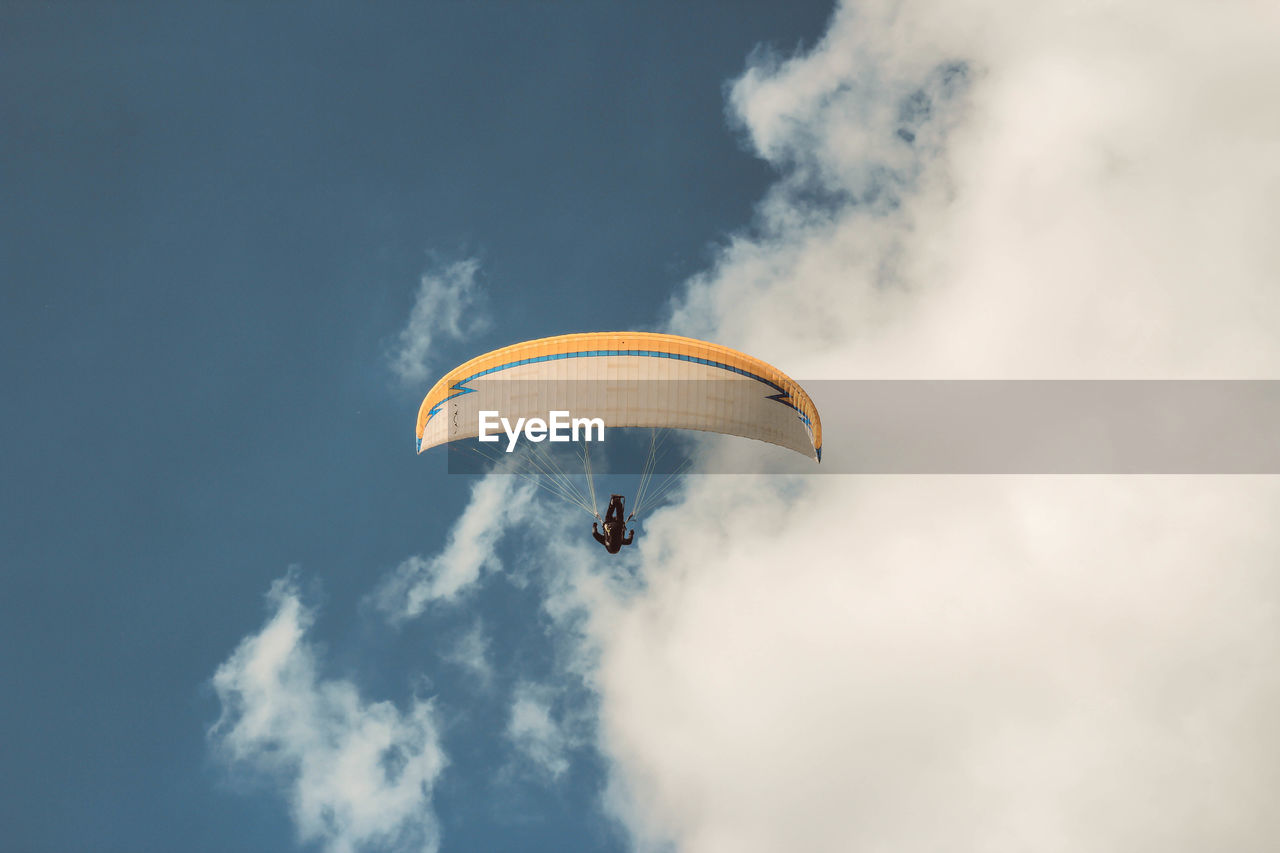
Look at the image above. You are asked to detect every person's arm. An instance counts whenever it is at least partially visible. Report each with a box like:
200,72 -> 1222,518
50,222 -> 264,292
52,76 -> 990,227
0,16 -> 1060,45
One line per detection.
623,530 -> 634,545
593,528 -> 607,545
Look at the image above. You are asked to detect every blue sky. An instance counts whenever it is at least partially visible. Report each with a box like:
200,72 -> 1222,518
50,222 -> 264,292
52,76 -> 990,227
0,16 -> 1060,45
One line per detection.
9,2 -> 1280,852
1,3 -> 834,851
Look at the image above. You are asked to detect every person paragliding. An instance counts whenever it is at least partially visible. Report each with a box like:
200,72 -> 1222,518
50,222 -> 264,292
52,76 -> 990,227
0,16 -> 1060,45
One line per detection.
414,332 -> 822,556
592,494 -> 634,554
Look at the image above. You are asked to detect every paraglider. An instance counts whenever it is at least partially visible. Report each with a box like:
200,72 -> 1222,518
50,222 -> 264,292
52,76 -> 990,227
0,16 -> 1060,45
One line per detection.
592,495 -> 635,554
415,332 -> 821,552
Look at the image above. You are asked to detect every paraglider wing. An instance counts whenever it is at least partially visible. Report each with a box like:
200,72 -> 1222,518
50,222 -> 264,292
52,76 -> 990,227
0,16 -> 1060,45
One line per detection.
416,331 -> 822,461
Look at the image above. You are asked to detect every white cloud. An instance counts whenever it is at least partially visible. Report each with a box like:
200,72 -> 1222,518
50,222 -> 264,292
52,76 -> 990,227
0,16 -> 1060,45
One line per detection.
440,619 -> 494,688
570,1 -> 1280,851
371,475 -> 536,620
390,258 -> 488,386
209,574 -> 446,853
507,682 -> 572,780
593,477 -> 1280,852
674,1 -> 1280,380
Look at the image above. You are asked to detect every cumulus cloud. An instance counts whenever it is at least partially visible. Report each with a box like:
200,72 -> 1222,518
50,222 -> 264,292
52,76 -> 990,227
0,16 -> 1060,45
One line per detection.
390,258 -> 488,385
571,1 -> 1280,851
673,2 -> 1280,380
593,477 -> 1280,853
371,475 -> 536,620
209,574 -> 446,853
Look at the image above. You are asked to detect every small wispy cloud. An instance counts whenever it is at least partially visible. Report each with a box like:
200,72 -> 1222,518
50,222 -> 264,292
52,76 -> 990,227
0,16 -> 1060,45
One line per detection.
209,573 -> 446,853
389,258 -> 488,386
507,682 -> 571,779
371,475 -> 536,621
440,619 -> 494,688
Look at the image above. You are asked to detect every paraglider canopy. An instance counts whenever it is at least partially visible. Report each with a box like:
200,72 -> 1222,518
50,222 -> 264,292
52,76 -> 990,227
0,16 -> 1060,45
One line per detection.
416,331 -> 822,461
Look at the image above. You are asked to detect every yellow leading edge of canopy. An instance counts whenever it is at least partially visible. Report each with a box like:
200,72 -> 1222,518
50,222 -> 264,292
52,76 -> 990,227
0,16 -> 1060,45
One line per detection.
416,332 -> 822,457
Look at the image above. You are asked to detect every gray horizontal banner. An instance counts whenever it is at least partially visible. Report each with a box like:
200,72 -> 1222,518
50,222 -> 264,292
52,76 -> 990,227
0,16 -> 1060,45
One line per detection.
808,380 -> 1280,474
441,380 -> 1280,474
